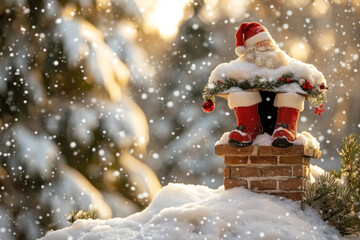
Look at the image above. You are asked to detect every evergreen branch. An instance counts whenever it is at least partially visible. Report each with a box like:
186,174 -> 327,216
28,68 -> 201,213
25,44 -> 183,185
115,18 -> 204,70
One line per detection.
66,208 -> 99,223
305,133 -> 360,236
337,134 -> 360,191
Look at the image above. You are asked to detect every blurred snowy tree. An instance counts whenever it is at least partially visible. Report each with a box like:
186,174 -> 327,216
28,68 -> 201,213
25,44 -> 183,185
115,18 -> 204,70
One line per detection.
133,2 -> 235,188
0,0 -> 359,239
0,0 -> 161,239
139,0 -> 360,188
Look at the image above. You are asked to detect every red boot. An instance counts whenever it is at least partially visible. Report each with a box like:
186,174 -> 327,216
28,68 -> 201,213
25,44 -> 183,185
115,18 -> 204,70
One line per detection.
272,107 -> 300,147
228,104 -> 263,147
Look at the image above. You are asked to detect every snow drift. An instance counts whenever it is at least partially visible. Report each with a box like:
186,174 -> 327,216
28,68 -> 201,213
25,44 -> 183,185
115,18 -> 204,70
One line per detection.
42,183 -> 340,240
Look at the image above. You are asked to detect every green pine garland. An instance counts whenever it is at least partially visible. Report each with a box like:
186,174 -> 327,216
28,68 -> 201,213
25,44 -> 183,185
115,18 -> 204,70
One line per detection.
202,73 -> 327,107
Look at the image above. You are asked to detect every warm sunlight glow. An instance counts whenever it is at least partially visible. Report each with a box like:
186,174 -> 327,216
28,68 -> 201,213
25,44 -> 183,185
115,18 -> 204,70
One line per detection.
317,31 -> 335,51
289,40 -> 310,62
352,0 -> 360,8
79,20 -> 130,101
63,4 -> 77,19
284,0 -> 310,7
119,20 -> 138,40
199,0 -> 219,23
221,0 -> 248,19
96,0 -> 111,11
146,0 -> 191,40
313,0 -> 329,15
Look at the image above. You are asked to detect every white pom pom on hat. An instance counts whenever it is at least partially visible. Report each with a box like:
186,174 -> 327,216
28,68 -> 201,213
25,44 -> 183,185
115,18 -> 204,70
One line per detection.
235,22 -> 273,56
235,46 -> 246,56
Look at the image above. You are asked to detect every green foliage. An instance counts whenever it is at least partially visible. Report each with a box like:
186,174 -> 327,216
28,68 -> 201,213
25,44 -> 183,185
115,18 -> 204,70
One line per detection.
308,90 -> 327,107
332,134 -> 360,188
66,208 -> 99,224
305,134 -> 360,236
202,73 -> 327,107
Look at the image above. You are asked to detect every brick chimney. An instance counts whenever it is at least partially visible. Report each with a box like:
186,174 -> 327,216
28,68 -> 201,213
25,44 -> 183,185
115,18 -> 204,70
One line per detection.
216,144 -> 321,203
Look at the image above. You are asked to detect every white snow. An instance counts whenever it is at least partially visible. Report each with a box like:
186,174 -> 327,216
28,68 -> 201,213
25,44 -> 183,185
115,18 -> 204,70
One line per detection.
308,165 -> 347,188
208,57 -> 326,94
293,131 -> 320,149
41,183 -> 340,240
252,132 -> 273,146
216,131 -> 320,150
309,164 -> 326,183
215,131 -> 231,145
4,125 -> 59,179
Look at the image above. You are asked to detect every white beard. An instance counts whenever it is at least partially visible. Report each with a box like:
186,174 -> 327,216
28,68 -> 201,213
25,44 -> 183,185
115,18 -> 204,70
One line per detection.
245,45 -> 288,69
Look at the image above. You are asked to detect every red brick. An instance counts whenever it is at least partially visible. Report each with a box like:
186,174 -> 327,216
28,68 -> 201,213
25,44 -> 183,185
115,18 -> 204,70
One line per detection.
279,179 -> 303,190
279,156 -> 303,164
292,165 -> 305,177
304,157 -> 311,165
231,167 -> 261,178
224,179 -> 248,190
224,167 -> 230,178
215,144 -> 256,157
250,156 -> 277,165
313,150 -> 321,159
225,156 -> 248,165
304,147 -> 314,157
305,166 -> 310,178
250,180 -> 276,190
258,146 -> 305,156
270,192 -> 304,201
261,167 -> 292,177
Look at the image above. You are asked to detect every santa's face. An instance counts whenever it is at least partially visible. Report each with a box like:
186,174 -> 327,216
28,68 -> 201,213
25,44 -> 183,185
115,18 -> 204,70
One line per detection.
256,40 -> 274,51
245,40 -> 288,69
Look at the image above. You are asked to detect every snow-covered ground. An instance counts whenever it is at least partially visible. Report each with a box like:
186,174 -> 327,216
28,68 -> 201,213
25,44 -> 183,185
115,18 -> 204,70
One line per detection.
41,183 -> 340,240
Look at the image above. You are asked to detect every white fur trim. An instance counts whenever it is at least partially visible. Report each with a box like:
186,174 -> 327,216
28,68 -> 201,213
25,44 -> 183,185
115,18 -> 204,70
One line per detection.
235,46 -> 246,56
228,91 -> 262,109
244,32 -> 273,48
274,92 -> 305,111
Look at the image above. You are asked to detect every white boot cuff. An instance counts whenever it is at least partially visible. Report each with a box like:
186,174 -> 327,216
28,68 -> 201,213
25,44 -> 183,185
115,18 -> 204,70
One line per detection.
227,91 -> 262,109
274,92 -> 305,111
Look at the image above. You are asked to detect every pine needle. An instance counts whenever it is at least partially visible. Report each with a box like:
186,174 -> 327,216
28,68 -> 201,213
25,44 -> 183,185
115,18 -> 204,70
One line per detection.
304,133 -> 360,236
66,208 -> 99,223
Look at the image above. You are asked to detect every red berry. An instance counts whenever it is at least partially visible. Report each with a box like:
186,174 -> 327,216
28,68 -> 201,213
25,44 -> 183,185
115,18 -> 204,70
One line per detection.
202,99 -> 215,113
305,80 -> 310,85
280,78 -> 285,82
307,84 -> 313,90
217,80 -> 223,85
286,78 -> 291,82
302,84 -> 307,89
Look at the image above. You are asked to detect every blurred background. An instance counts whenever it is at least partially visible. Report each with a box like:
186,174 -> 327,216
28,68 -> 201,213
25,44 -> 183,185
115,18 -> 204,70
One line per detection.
0,0 -> 359,239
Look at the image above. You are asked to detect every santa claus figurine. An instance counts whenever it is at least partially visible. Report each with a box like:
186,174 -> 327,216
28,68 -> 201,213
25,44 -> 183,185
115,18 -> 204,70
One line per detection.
202,22 -> 327,148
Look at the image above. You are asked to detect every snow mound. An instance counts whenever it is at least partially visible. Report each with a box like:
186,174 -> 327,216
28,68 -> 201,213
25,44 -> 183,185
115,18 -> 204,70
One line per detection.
216,132 -> 320,149
208,58 -> 326,88
42,183 -> 340,240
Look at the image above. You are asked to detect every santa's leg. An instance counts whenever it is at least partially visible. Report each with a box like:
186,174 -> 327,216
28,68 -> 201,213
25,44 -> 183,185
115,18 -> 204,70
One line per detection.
228,91 -> 263,147
272,93 -> 305,147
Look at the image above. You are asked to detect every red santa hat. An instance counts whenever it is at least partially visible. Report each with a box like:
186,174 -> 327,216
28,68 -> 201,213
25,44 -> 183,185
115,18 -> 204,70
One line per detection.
235,22 -> 274,56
